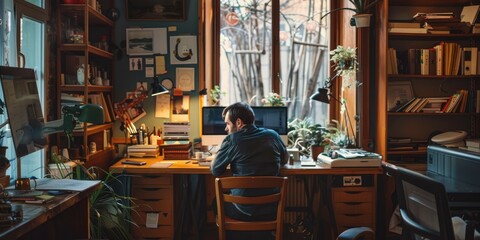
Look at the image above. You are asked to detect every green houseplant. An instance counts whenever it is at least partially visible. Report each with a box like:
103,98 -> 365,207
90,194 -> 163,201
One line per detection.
321,0 -> 382,27
287,118 -> 328,160
323,120 -> 355,150
329,45 -> 359,88
50,155 -> 137,240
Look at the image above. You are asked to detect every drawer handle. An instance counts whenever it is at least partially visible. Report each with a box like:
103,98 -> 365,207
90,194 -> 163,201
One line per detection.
140,188 -> 164,191
344,202 -> 362,206
344,213 -> 363,217
344,191 -> 362,194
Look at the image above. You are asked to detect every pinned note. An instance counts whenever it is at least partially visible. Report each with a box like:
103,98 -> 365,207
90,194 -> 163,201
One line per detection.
146,212 -> 159,228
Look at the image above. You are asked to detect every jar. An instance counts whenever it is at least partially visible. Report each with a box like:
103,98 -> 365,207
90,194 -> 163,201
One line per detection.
99,35 -> 108,51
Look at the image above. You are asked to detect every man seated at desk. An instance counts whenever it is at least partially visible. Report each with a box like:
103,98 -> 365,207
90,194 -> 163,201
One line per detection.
210,102 -> 288,239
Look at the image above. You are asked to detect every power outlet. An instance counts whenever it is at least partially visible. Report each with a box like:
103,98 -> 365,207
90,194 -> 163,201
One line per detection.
343,176 -> 362,186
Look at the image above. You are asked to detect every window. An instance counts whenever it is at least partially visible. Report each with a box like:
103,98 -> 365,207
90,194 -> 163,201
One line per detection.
0,0 -> 47,181
208,0 -> 330,124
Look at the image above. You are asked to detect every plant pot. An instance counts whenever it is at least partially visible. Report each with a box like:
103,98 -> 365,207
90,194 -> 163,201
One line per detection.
352,14 -> 372,28
311,145 -> 324,161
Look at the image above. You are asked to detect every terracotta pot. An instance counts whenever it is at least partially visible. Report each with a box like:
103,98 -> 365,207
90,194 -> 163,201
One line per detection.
311,145 -> 324,161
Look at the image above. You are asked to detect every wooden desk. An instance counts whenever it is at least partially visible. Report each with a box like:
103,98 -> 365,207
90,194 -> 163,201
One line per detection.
110,158 -> 382,240
0,180 -> 100,240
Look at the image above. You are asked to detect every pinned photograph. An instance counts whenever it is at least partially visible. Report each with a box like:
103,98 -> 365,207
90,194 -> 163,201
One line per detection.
129,58 -> 143,71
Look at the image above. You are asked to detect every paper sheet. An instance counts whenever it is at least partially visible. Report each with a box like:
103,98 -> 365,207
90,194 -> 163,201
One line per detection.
151,162 -> 174,168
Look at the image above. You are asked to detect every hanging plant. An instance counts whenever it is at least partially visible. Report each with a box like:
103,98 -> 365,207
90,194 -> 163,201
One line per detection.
329,45 -> 360,89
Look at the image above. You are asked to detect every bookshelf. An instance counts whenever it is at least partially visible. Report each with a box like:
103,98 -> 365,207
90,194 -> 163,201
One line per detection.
55,0 -> 115,169
375,0 -> 480,169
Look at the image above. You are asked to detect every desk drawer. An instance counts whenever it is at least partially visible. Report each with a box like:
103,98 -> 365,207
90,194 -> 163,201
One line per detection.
334,202 -> 372,215
336,213 -> 373,227
132,187 -> 172,200
332,189 -> 373,202
131,225 -> 172,239
133,199 -> 173,213
132,175 -> 172,186
132,209 -> 172,226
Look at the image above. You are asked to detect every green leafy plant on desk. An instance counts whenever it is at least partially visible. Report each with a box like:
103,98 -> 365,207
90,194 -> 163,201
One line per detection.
287,118 -> 328,158
50,154 -> 136,240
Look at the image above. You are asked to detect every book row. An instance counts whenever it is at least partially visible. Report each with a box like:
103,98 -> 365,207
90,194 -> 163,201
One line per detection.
390,90 -> 480,113
387,44 -> 479,76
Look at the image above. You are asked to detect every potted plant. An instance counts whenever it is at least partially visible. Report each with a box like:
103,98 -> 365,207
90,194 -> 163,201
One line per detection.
328,45 -> 359,89
287,118 -> 328,160
209,85 -> 226,106
323,120 -> 355,150
261,92 -> 285,106
321,0 -> 382,27
50,154 -> 137,240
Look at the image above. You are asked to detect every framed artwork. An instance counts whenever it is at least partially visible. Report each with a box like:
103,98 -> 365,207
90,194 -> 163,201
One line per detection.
126,28 -> 168,55
387,81 -> 414,111
126,0 -> 186,21
170,36 -> 198,64
176,68 -> 195,91
126,29 -> 154,55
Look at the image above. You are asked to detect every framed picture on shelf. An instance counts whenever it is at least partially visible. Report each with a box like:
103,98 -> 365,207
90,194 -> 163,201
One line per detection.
126,0 -> 186,21
387,81 -> 414,111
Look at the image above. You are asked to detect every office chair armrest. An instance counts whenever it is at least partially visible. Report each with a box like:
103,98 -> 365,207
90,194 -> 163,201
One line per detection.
336,227 -> 374,240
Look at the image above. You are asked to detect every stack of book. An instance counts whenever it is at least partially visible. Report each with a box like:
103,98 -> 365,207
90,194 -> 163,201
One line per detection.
387,138 -> 428,152
163,122 -> 190,141
460,139 -> 480,153
127,145 -> 160,158
388,22 -> 427,34
162,141 -> 193,160
389,97 -> 450,113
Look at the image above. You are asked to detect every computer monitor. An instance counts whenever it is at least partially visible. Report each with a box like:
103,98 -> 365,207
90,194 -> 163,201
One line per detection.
201,106 -> 288,146
0,66 -> 46,159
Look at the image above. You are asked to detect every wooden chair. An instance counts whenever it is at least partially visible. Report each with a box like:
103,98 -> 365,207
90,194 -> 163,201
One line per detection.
214,176 -> 288,240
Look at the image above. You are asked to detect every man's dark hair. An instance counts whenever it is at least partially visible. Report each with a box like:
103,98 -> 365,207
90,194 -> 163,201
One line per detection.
222,102 -> 255,125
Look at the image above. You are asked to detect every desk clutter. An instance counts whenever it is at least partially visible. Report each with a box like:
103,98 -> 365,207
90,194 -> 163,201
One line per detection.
317,149 -> 382,167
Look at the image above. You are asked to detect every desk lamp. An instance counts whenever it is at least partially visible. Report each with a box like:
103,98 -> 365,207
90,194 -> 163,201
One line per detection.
43,104 -> 105,148
311,88 -> 356,145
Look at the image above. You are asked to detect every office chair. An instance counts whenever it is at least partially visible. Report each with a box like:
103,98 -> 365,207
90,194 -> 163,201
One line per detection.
214,176 -> 288,240
383,163 -> 478,240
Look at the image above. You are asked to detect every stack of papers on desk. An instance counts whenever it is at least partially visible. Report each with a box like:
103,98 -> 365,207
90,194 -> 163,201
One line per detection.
317,149 -> 382,167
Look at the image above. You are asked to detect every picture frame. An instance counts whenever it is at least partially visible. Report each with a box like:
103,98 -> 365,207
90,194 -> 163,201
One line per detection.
126,29 -> 154,55
170,36 -> 198,64
171,95 -> 190,122
387,81 -> 414,111
126,0 -> 186,21
126,28 -> 168,55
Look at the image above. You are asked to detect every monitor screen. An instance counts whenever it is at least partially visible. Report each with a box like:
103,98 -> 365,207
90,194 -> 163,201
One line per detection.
201,106 -> 288,146
0,66 -> 45,159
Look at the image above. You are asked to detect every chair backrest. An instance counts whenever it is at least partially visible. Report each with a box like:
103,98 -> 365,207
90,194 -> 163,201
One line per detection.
215,176 -> 288,240
382,163 -> 455,240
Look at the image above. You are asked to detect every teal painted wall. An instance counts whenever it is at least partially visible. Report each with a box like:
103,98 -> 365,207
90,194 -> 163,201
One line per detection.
112,0 -> 200,141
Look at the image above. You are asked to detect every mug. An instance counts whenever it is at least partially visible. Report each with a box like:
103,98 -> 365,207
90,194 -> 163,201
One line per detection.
195,152 -> 204,159
15,178 -> 36,191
